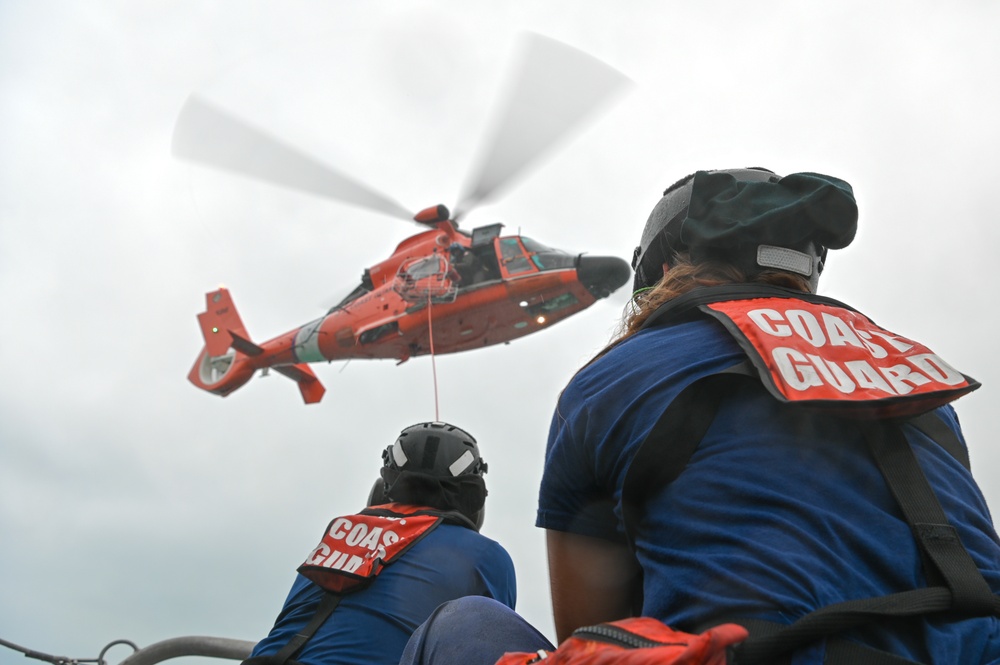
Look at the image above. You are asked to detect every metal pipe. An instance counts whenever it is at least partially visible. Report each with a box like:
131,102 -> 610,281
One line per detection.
117,637 -> 254,665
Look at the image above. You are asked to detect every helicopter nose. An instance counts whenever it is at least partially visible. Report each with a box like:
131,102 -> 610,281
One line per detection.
576,255 -> 632,299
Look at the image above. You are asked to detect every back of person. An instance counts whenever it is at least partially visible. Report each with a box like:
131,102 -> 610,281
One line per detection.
545,314 -> 1000,663
251,522 -> 513,665
248,421 -> 516,665
392,169 -> 1000,665
539,168 -> 1000,664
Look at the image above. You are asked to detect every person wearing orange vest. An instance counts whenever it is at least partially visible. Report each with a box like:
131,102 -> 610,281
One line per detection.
245,421 -> 515,665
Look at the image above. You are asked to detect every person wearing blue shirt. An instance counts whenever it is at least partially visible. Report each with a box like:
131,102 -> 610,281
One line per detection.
540,168 -> 1000,664
248,421 -> 515,665
398,167 -> 1000,665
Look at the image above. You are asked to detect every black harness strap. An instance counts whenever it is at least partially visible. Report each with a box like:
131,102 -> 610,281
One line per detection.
269,591 -> 342,665
733,588 -> 953,664
621,366 -> 750,551
822,638 -> 924,665
904,411 -> 970,472
622,374 -> 999,665
862,421 -> 997,615
638,284 -> 861,333
733,618 -> 924,665
622,287 -> 996,663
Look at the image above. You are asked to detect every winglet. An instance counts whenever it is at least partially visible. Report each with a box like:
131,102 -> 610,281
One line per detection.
229,331 -> 265,357
274,364 -> 327,404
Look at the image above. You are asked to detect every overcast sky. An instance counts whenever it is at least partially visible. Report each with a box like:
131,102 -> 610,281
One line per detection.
2,2 -> 999,664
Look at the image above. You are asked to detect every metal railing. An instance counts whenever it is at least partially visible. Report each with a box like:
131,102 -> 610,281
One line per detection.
2,636 -> 254,665
118,637 -> 254,665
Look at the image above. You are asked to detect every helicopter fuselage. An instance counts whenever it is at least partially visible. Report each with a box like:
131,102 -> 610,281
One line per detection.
188,220 -> 630,403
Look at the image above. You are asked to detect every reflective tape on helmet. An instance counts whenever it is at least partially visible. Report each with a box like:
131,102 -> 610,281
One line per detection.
391,441 -> 408,468
448,449 -> 475,476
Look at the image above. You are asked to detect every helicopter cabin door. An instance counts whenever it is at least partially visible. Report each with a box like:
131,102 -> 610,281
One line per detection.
497,237 -> 539,279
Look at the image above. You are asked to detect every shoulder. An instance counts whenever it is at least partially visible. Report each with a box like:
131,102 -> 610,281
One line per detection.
474,532 -> 516,571
425,525 -> 516,593
586,318 -> 734,376
560,318 -> 742,416
394,525 -> 514,590
425,524 -> 511,557
930,403 -> 963,433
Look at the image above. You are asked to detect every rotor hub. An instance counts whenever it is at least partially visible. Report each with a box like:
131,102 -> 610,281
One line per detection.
414,204 -> 451,225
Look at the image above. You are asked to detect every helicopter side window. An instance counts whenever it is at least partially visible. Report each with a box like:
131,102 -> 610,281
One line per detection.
525,292 -> 579,317
499,237 -> 535,275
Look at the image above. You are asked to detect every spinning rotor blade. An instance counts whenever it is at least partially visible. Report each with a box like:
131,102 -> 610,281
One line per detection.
453,33 -> 631,221
173,96 -> 413,221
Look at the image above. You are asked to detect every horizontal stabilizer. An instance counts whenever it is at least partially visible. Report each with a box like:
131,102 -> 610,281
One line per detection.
274,364 -> 327,404
230,331 -> 265,357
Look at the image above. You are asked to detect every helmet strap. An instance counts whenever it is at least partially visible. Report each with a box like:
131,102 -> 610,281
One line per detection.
756,245 -> 816,278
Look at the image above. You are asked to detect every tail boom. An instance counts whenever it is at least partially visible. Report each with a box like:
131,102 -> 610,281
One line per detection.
189,287 -> 327,404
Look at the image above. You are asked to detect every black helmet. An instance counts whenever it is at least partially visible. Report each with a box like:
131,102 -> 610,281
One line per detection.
384,421 -> 487,477
631,167 -> 858,292
371,422 -> 489,529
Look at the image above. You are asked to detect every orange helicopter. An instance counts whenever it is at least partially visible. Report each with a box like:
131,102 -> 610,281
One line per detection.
175,34 -> 632,404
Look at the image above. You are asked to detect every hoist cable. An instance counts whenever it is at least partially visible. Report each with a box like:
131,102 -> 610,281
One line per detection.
427,292 -> 441,421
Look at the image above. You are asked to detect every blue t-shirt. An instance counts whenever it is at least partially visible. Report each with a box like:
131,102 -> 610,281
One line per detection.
250,522 -> 515,665
538,317 -> 1000,664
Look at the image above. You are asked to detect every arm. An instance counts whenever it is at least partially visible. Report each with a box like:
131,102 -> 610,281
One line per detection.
479,540 -> 518,611
545,528 -> 642,643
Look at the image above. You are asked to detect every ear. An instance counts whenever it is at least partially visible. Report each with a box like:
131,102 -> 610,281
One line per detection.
366,478 -> 389,507
661,261 -> 671,275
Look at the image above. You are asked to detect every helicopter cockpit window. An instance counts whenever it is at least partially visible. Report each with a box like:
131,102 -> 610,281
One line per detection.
519,237 -> 577,272
520,238 -> 553,253
499,237 -> 534,275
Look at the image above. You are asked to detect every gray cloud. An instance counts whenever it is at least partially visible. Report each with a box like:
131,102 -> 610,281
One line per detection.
2,2 -> 998,664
